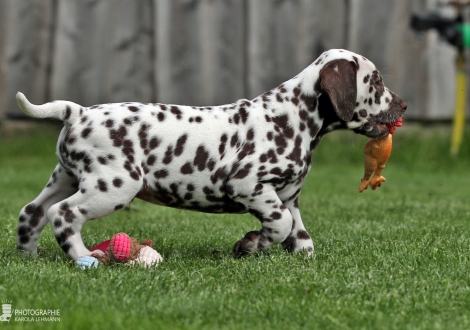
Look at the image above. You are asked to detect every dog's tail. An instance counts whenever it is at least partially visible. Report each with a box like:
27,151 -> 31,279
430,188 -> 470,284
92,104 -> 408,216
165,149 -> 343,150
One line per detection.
16,92 -> 83,125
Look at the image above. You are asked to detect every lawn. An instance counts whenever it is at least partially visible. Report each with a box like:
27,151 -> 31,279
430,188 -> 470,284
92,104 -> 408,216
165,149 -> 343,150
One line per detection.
0,122 -> 469,329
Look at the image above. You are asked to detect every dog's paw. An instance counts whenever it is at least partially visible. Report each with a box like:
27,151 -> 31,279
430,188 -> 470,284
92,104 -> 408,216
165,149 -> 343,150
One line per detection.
282,236 -> 314,255
16,247 -> 38,258
233,239 -> 253,257
296,244 -> 314,256
233,230 -> 266,257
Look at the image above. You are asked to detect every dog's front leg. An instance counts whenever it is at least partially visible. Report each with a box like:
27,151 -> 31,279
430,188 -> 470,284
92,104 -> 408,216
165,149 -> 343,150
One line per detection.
281,198 -> 314,255
229,182 -> 293,257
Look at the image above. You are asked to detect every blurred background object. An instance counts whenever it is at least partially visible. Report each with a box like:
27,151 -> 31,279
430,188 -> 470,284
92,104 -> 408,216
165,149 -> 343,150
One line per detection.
411,0 -> 470,155
0,0 -> 468,122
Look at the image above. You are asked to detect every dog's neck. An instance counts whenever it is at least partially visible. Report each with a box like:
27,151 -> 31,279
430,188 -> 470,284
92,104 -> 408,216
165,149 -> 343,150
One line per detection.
245,65 -> 343,152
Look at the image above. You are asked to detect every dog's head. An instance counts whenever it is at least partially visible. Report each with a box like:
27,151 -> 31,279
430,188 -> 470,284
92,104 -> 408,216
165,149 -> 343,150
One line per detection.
315,50 -> 407,138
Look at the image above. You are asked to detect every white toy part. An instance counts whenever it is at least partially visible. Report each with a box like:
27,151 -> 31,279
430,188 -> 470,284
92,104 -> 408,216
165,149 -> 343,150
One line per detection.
128,246 -> 163,268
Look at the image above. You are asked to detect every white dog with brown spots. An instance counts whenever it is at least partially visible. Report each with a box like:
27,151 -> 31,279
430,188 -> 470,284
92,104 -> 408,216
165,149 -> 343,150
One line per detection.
16,49 -> 406,260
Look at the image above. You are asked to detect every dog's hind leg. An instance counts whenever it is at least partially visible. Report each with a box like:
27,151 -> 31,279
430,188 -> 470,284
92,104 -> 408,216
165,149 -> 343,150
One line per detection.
17,163 -> 78,255
230,182 -> 293,257
46,172 -> 142,260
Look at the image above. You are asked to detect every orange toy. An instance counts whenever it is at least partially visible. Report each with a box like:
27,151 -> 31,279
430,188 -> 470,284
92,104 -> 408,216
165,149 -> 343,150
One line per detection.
357,118 -> 402,192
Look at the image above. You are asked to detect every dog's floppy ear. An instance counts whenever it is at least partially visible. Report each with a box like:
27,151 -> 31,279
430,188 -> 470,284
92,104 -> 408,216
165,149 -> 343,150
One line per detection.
318,59 -> 357,122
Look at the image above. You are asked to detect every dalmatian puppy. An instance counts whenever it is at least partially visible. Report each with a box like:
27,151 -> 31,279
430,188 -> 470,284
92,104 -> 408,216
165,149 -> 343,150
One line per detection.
15,49 -> 406,260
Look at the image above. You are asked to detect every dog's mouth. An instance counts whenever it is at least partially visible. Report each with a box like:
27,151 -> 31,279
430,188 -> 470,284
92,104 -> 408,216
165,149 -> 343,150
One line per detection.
357,95 -> 406,138
354,116 -> 403,138
375,117 -> 403,134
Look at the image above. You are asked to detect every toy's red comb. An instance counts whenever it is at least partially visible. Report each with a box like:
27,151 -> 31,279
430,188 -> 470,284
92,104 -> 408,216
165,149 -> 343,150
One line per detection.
90,239 -> 110,253
386,117 -> 403,134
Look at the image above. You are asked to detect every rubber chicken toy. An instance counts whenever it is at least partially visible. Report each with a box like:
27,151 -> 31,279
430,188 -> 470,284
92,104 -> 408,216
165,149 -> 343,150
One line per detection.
358,118 -> 402,192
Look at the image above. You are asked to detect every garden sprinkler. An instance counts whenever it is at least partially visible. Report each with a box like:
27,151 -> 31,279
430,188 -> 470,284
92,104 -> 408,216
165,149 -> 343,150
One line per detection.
411,0 -> 470,156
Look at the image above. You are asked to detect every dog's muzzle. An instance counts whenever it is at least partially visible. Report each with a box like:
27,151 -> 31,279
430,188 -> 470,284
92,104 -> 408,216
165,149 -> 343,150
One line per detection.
354,98 -> 407,138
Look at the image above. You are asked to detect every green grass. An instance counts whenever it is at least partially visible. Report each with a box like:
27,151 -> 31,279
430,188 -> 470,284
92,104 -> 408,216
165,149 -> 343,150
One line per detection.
0,123 -> 469,329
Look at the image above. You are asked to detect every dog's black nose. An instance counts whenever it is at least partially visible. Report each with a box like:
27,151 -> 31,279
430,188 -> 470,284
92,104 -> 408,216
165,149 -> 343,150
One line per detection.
399,99 -> 407,111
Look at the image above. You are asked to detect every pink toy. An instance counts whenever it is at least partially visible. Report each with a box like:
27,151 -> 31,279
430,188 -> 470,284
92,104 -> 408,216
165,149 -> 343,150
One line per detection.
90,233 -> 162,268
109,233 -> 132,261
